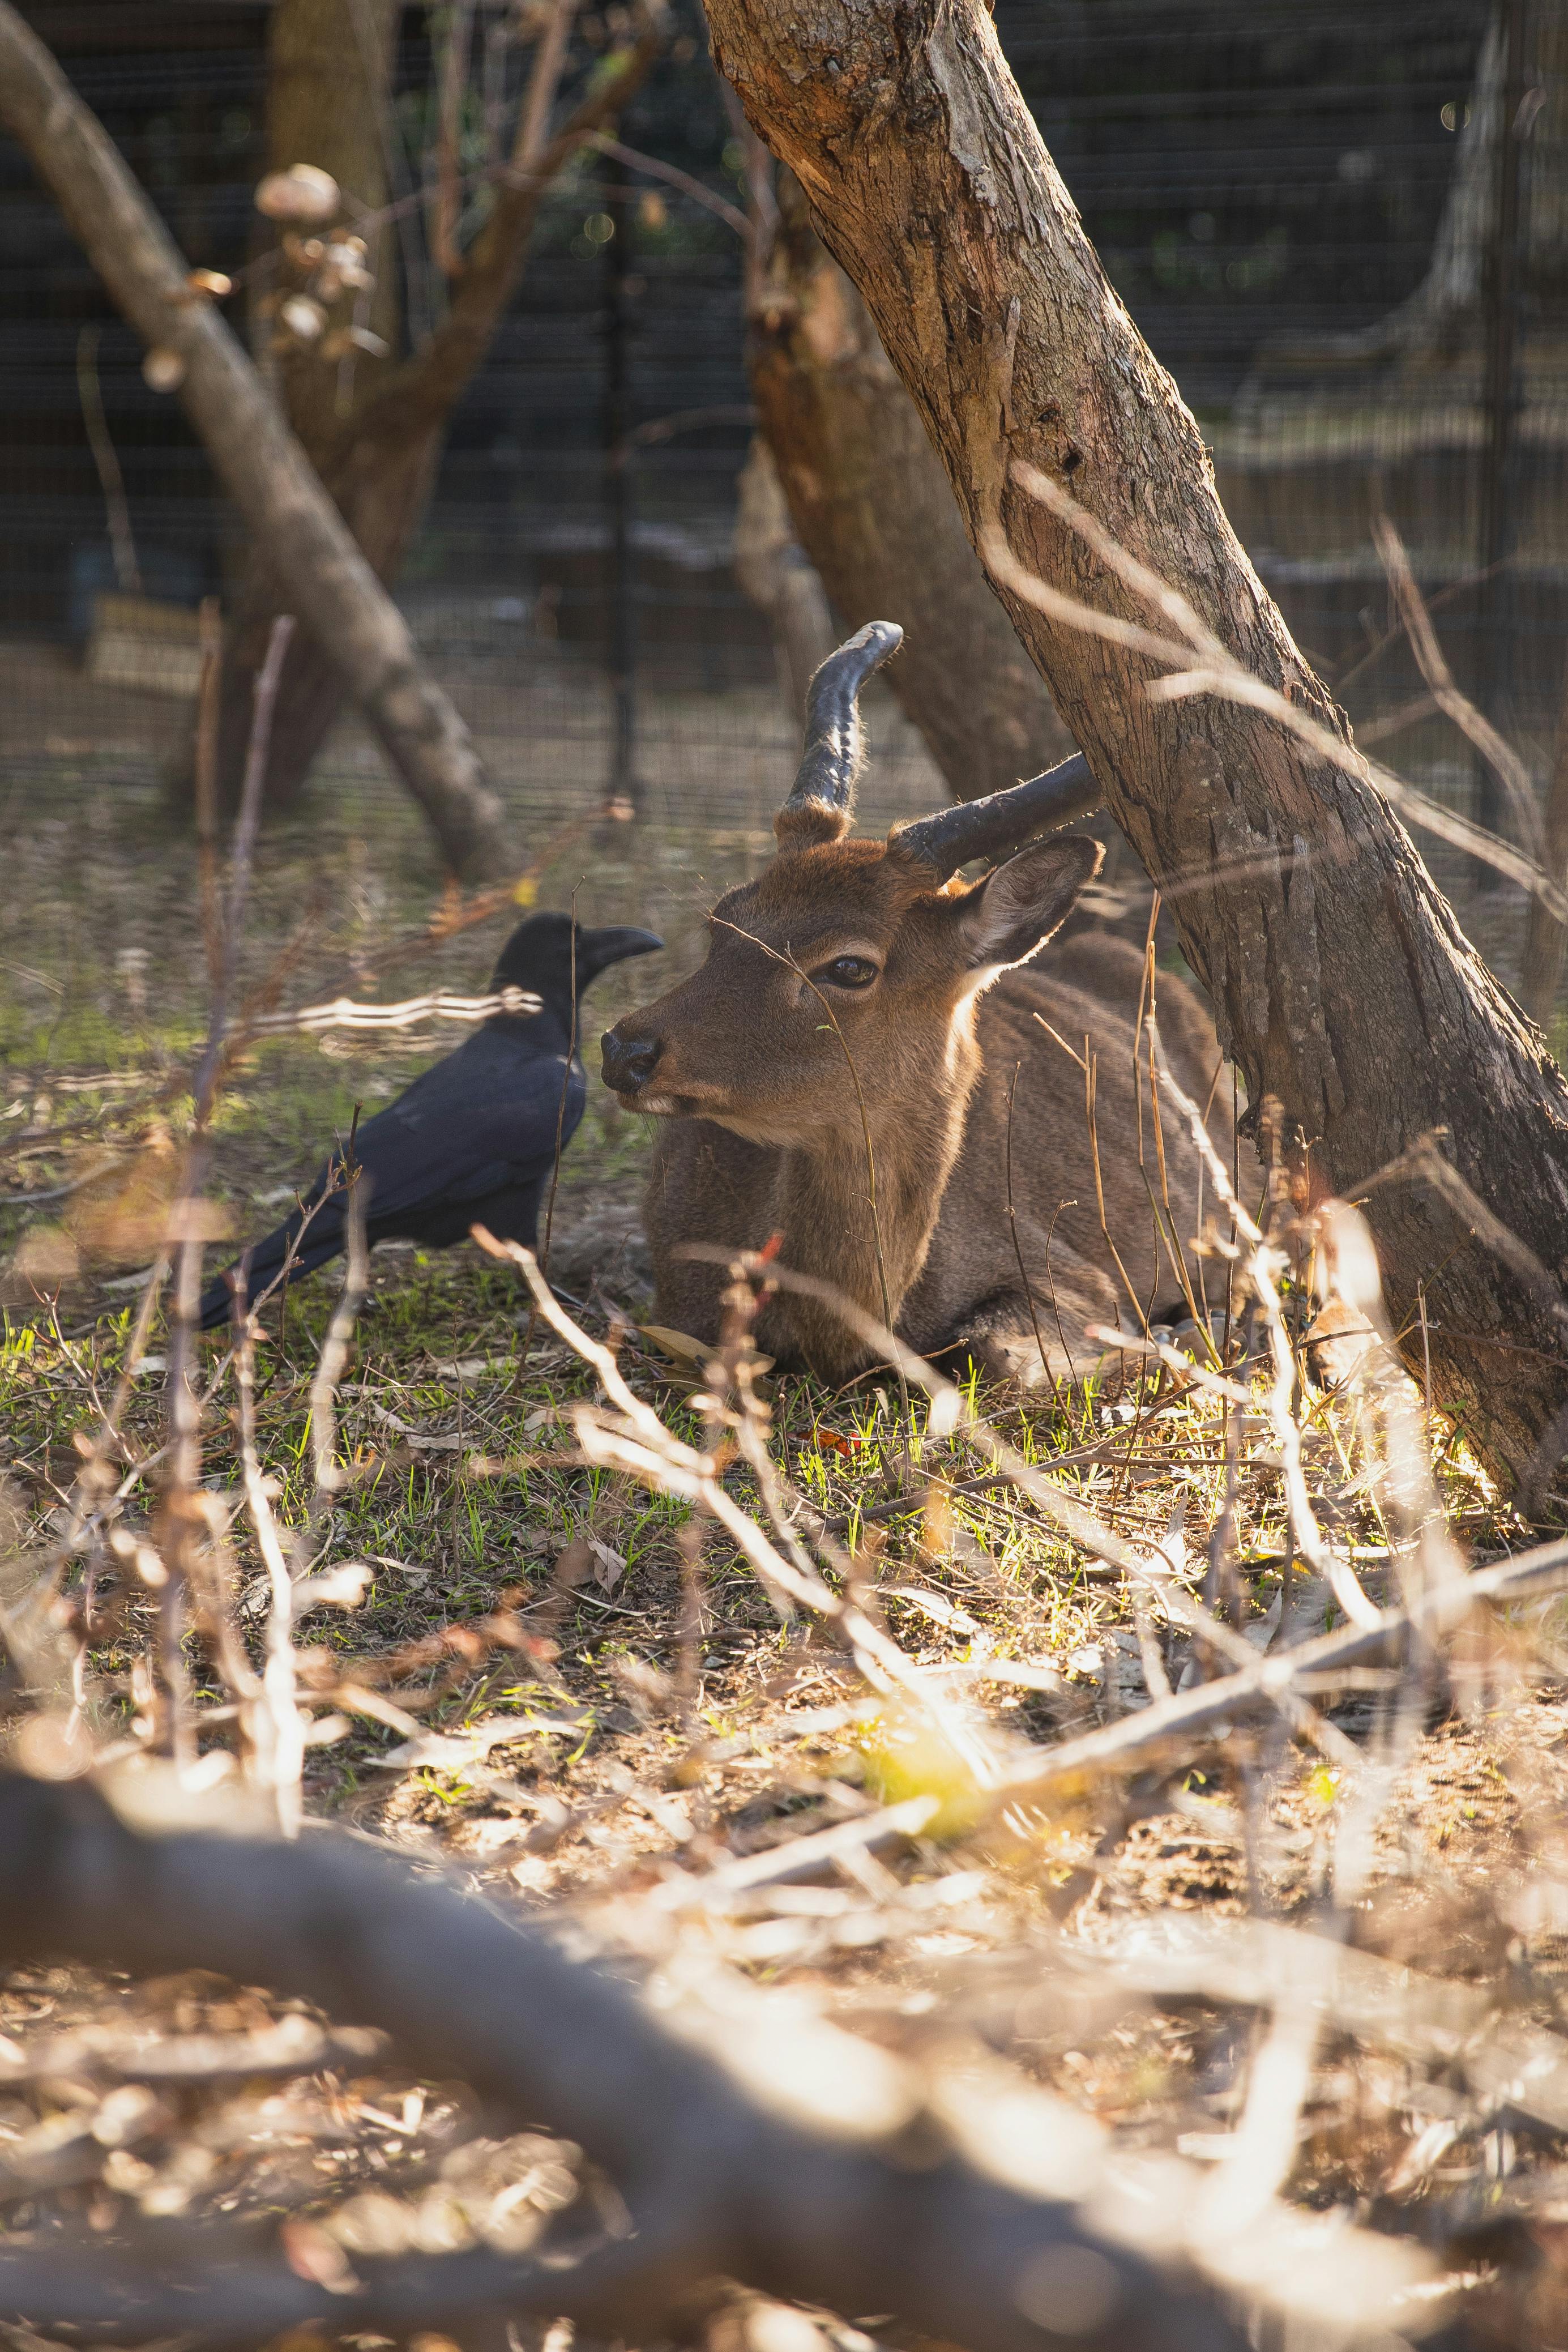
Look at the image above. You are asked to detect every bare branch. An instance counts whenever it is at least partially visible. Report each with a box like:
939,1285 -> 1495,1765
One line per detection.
994,464 -> 1568,921
0,1772 -> 1263,2352
0,4 -> 516,881
1370,510 -> 1543,861
1145,1021 -> 1379,1631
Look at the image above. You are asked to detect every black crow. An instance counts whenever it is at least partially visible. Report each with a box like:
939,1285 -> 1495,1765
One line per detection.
199,912 -> 661,1329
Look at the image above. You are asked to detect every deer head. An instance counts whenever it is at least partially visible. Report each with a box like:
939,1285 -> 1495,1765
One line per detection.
600,622 -> 1104,1150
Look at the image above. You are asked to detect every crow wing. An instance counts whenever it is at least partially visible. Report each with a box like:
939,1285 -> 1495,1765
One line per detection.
199,1029 -> 585,1327
345,1028 -> 584,1228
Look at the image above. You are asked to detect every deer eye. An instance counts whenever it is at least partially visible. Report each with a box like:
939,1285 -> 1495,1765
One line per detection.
816,955 -> 879,990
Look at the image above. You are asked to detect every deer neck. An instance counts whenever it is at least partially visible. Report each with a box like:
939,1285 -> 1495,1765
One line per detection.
760,1015 -> 980,1376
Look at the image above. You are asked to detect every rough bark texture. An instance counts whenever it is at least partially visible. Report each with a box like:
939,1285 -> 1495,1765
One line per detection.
732,435 -> 838,723
1520,657 -> 1568,1021
216,6 -> 664,809
210,0 -> 405,806
750,170 -> 1072,799
702,0 -> 1568,1484
0,1 -> 517,882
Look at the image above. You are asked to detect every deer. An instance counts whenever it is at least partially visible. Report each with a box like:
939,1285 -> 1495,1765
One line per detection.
600,622 -> 1241,1386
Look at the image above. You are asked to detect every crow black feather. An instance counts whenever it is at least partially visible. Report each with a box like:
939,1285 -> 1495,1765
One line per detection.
199,913 -> 661,1330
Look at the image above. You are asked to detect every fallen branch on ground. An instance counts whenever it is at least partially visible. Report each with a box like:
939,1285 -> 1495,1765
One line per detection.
0,1769 -> 1279,2352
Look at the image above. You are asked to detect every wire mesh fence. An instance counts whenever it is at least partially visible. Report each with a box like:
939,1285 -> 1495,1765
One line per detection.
7,0 -> 1568,981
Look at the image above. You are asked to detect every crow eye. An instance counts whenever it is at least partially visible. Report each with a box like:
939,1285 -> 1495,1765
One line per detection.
817,955 -> 878,990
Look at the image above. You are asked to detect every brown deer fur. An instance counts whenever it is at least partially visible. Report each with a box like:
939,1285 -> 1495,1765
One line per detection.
602,823 -> 1240,1384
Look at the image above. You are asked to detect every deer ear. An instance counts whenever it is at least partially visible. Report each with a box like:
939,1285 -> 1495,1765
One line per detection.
954,835 -> 1104,974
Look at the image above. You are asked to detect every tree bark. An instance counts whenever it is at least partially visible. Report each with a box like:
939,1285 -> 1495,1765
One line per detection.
750,169 -> 1073,799
1263,3 -> 1568,373
702,0 -> 1568,1486
215,4 -> 665,810
1519,652 -> 1568,1021
264,0 -> 402,468
207,0 -> 405,805
733,434 -> 838,722
0,0 -> 517,882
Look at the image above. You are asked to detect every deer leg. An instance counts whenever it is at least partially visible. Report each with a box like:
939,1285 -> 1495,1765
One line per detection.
954,1257 -> 1121,1391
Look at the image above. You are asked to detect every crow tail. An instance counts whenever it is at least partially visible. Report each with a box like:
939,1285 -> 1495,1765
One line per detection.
197,1213 -> 347,1330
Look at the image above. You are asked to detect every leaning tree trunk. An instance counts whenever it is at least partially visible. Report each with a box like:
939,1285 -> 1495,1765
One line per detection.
703,0 -> 1568,1486
733,434 -> 838,723
750,169 -> 1073,799
1519,652 -> 1568,1019
0,1 -> 517,882
215,3 -> 665,810
208,0 -> 404,810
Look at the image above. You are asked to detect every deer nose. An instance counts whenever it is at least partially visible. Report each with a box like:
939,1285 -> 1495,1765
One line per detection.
601,1029 -> 661,1095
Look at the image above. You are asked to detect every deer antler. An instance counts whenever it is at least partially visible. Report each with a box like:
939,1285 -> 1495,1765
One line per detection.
775,620 -> 903,846
888,752 -> 1100,880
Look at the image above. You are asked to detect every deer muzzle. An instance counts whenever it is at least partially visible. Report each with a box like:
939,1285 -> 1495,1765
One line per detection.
600,1027 -> 663,1102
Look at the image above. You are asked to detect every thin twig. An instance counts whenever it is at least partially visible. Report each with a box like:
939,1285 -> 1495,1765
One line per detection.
1370,509 -> 1543,860
157,613 -> 294,1772
711,914 -> 913,1481
194,595 -> 223,991
307,1166 -> 370,1520
588,130 -> 751,241
473,1232 -> 994,1774
232,1270 -> 301,1837
75,321 -> 139,594
678,1248 -> 1358,1765
989,464 -> 1568,919
516,0 -> 580,170
1146,1021 -> 1381,1631
247,984 -> 541,1039
1004,1061 -> 1053,1378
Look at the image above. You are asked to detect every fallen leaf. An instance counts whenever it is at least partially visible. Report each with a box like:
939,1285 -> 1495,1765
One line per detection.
882,1586 -> 986,1637
639,1323 -> 706,1364
375,1710 -> 591,1772
587,1535 -> 626,1594
552,1535 -> 593,1592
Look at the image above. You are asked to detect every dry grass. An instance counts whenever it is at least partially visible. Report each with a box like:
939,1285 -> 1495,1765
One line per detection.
7,765 -> 1568,2349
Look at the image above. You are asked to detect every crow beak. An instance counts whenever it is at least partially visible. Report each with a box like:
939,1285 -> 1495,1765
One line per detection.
579,925 -> 664,981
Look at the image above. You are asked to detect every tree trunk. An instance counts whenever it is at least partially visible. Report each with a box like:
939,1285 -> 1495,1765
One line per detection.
264,0 -> 401,469
1519,651 -> 1568,1021
732,434 -> 838,723
703,0 -> 1568,1486
750,169 -> 1073,800
210,414 -> 445,814
209,0 -> 405,808
212,2 -> 665,810
0,0 -> 518,882
1264,3 -> 1568,373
